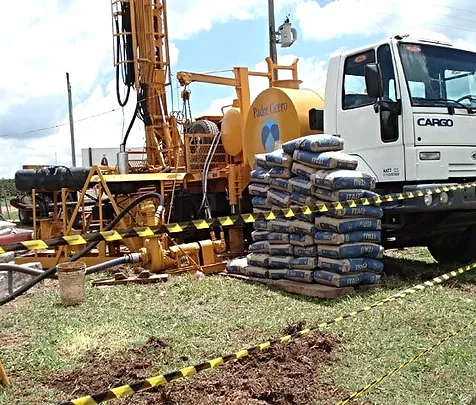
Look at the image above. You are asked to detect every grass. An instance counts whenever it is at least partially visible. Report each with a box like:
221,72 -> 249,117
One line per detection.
0,196 -> 18,222
0,248 -> 476,404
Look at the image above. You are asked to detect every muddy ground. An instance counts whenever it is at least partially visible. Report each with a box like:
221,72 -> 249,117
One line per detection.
48,325 -> 350,405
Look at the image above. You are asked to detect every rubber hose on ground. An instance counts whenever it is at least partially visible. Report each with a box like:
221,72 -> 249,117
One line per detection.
0,193 -> 164,306
85,253 -> 140,275
0,264 -> 58,279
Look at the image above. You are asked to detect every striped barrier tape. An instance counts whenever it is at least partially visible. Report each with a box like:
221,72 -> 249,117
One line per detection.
336,318 -> 476,404
4,181 -> 476,255
57,261 -> 476,405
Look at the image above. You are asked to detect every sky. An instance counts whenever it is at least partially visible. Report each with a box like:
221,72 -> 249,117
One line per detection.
1,0 -> 476,178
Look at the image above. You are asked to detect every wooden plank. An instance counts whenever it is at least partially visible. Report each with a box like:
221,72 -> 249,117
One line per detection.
92,274 -> 168,286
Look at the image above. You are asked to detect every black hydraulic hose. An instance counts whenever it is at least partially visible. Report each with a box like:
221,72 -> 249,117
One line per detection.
0,264 -> 58,279
121,102 -> 139,148
85,256 -> 131,275
0,193 -> 164,306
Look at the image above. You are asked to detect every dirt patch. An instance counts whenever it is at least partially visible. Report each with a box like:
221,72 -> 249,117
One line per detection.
0,328 -> 26,348
48,331 -> 346,405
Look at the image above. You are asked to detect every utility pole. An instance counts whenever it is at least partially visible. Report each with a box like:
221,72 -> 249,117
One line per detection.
268,0 -> 278,81
66,72 -> 76,167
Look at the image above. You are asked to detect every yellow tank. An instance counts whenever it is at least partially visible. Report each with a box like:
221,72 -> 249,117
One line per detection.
221,107 -> 243,157
243,86 -> 324,167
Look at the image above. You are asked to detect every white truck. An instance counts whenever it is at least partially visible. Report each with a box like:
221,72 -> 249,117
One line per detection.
309,33 -> 476,263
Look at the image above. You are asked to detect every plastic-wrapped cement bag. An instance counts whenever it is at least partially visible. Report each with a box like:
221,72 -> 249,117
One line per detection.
226,258 -> 248,275
268,232 -> 290,244
254,154 -> 273,170
249,241 -> 270,253
311,169 -> 376,190
283,134 -> 344,154
267,218 -> 292,233
251,230 -> 269,242
269,178 -> 290,192
313,270 -> 362,287
267,189 -> 291,208
314,230 -> 381,245
268,167 -> 292,179
291,220 -> 317,235
251,196 -> 271,210
253,208 -> 268,214
249,183 -> 270,197
315,216 -> 381,233
314,188 -> 380,202
290,192 -> 318,207
254,219 -> 269,231
269,244 -> 294,256
317,243 -> 384,259
326,206 -> 383,219
293,150 -> 358,170
291,206 -> 322,223
289,233 -> 315,247
360,272 -> 382,284
247,253 -> 270,267
293,245 -> 318,257
291,162 -> 316,179
268,269 -> 288,280
265,149 -> 293,168
318,257 -> 384,274
247,266 -> 269,278
268,255 -> 293,268
286,269 -> 314,283
290,257 -> 319,270
289,177 -> 315,196
250,168 -> 270,184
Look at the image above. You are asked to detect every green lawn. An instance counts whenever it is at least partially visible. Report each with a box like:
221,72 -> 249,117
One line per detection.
0,248 -> 475,404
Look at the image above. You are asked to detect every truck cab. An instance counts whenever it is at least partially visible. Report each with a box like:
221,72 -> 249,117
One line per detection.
322,33 -> 476,263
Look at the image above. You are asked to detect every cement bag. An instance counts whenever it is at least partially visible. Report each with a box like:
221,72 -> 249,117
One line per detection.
289,177 -> 315,196
254,219 -> 269,231
226,258 -> 248,275
291,220 -> 317,235
326,206 -> 383,219
265,149 -> 293,168
249,183 -> 270,197
317,243 -> 384,259
250,168 -> 270,184
268,218 -> 293,233
283,134 -> 344,154
269,244 -> 294,256
318,257 -> 384,274
267,189 -> 291,208
360,272 -> 382,284
290,192 -> 318,207
289,233 -> 315,247
269,178 -> 290,192
314,230 -> 382,245
315,216 -> 381,233
294,245 -> 318,257
253,208 -> 268,214
290,257 -> 319,270
293,150 -> 358,170
292,206 -> 322,223
291,162 -> 316,179
251,196 -> 271,210
247,266 -> 269,278
254,153 -> 273,170
286,269 -> 314,283
251,230 -> 269,242
313,270 -> 362,287
311,169 -> 376,190
247,253 -> 270,267
314,188 -> 380,202
249,241 -> 269,253
268,269 -> 288,280
268,167 -> 292,179
268,255 -> 293,269
268,232 -> 290,244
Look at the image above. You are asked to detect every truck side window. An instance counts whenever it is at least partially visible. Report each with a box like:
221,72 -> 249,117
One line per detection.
343,50 -> 376,110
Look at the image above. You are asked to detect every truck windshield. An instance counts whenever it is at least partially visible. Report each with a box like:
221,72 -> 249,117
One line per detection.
398,42 -> 476,108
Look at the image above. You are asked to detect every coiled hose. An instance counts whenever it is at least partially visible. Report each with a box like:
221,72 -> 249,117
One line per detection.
0,193 -> 164,307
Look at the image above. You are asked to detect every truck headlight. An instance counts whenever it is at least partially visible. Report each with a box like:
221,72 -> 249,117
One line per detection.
424,194 -> 433,206
440,192 -> 449,205
419,152 -> 441,160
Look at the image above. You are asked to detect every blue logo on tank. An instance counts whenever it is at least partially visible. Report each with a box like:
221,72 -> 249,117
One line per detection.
261,119 -> 280,152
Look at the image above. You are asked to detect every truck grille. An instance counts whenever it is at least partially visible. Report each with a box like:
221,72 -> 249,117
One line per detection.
448,163 -> 476,177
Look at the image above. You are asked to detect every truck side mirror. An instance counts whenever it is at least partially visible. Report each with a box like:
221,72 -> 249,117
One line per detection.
365,63 -> 384,99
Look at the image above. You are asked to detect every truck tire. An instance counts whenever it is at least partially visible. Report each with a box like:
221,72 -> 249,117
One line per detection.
428,226 -> 476,264
189,120 -> 219,135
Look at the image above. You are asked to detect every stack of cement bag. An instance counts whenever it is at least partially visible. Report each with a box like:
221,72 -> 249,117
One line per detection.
226,134 -> 384,288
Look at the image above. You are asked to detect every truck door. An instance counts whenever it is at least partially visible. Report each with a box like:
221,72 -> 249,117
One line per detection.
337,45 -> 405,182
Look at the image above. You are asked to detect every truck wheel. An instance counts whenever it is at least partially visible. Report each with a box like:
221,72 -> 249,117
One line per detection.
428,238 -> 461,264
428,226 -> 476,264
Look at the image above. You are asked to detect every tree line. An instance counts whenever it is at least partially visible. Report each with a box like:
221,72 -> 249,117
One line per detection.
0,178 -> 16,198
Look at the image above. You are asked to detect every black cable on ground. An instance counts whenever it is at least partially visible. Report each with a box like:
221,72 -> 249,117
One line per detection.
0,193 -> 164,307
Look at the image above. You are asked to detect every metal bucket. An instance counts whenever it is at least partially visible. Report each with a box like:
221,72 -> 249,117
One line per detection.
57,261 -> 86,306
